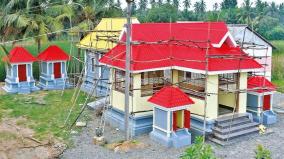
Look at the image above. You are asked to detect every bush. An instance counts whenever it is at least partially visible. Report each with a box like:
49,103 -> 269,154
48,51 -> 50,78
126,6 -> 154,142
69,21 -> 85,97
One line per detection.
145,4 -> 178,23
180,136 -> 216,159
255,144 -> 272,159
267,26 -> 284,40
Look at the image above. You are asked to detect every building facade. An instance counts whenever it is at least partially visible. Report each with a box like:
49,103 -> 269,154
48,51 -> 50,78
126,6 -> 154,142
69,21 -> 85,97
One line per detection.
228,24 -> 275,81
99,22 -> 266,139
37,45 -> 71,90
78,18 -> 139,97
2,47 -> 39,94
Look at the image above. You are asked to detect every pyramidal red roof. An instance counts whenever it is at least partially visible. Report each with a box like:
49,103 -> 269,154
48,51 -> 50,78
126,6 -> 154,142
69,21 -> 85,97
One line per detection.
248,76 -> 276,93
38,45 -> 70,61
148,86 -> 194,108
100,22 -> 262,73
2,47 -> 36,63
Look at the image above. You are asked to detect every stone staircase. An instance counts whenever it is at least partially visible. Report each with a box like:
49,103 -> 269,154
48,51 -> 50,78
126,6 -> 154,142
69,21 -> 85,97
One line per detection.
209,113 -> 259,146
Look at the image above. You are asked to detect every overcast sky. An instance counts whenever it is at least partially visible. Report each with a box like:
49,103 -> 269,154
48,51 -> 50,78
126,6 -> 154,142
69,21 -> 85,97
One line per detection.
121,0 -> 283,10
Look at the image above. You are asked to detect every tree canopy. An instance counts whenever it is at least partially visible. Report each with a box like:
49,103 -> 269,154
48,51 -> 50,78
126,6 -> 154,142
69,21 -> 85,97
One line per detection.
0,0 -> 283,45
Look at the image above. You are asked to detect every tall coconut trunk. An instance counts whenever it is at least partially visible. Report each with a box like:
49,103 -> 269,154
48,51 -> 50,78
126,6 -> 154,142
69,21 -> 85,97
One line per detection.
37,39 -> 41,53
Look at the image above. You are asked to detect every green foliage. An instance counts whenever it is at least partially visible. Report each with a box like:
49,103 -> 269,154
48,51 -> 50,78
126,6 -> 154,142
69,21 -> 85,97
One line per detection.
145,4 -> 178,23
180,136 -> 216,159
221,0 -> 237,9
255,144 -> 272,159
254,16 -> 279,40
268,26 -> 284,40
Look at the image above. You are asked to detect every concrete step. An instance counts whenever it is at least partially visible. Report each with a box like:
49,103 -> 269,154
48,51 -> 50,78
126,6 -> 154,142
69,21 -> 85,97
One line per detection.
216,113 -> 248,124
208,136 -> 235,146
213,127 -> 259,140
216,117 -> 251,129
213,122 -> 259,134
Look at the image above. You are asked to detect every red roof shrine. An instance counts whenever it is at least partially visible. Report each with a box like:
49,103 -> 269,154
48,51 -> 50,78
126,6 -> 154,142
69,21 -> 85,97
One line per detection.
2,47 -> 37,63
99,22 -> 262,74
248,76 -> 276,93
148,86 -> 194,108
38,45 -> 70,61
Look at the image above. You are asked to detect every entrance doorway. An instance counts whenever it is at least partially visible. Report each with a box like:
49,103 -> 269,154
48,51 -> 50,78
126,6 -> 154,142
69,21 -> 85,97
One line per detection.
173,110 -> 191,131
263,95 -> 271,111
18,64 -> 27,82
54,62 -> 61,79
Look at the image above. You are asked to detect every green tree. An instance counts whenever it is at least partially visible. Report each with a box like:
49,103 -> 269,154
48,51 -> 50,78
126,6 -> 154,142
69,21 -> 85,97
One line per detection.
157,0 -> 163,6
194,0 -> 206,20
254,16 -> 279,39
145,3 -> 178,22
238,0 -> 254,25
150,0 -> 156,8
255,0 -> 268,16
139,0 -> 148,12
221,0 -> 237,9
183,0 -> 191,12
173,0 -> 179,9
266,2 -> 279,18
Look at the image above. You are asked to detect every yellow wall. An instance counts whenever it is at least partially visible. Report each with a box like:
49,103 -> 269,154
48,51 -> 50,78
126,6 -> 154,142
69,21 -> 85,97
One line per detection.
188,97 -> 205,116
110,73 -> 153,115
176,110 -> 183,128
110,70 -> 247,120
218,91 -> 236,108
205,75 -> 219,119
238,72 -> 247,113
218,72 -> 247,113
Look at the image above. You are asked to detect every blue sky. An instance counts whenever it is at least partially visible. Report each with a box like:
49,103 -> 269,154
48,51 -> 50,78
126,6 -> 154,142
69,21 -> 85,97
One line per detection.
121,0 -> 283,10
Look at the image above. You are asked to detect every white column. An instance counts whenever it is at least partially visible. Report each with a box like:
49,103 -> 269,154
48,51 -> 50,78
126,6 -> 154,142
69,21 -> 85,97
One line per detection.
258,95 -> 261,116
270,94 -> 273,111
50,62 -> 54,79
152,108 -> 155,131
15,64 -> 19,83
166,111 -> 171,137
27,64 -> 31,82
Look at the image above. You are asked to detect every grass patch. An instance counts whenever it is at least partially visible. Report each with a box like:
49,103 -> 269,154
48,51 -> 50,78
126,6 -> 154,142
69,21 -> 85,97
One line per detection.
272,79 -> 284,93
0,131 -> 17,141
0,89 -> 88,143
271,40 -> 284,55
271,40 -> 284,92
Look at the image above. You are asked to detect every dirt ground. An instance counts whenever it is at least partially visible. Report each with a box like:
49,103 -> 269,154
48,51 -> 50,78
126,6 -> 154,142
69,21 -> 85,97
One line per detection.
0,117 -> 66,159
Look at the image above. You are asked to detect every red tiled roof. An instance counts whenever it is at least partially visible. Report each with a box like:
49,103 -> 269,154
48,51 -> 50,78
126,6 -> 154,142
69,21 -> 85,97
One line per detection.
148,86 -> 195,108
2,47 -> 37,63
38,45 -> 70,61
248,76 -> 276,93
99,22 -> 262,73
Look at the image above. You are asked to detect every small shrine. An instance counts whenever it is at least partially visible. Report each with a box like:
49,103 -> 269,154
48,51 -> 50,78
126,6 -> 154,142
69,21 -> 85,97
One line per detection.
2,47 -> 39,94
148,86 -> 194,148
247,76 -> 277,125
37,45 -> 71,90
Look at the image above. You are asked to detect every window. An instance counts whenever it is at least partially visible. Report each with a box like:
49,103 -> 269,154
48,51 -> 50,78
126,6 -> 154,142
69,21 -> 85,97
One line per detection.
219,73 -> 238,84
218,73 -> 238,91
178,71 -> 205,99
114,69 -> 133,94
91,57 -> 96,72
141,71 -> 164,96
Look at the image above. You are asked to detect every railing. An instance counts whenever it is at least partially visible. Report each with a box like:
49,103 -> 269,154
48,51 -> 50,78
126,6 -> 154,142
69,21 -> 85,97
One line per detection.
141,77 -> 165,97
178,77 -> 206,99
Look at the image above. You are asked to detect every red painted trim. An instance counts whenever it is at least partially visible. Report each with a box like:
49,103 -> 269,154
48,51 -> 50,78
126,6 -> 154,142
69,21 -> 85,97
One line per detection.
18,64 -> 27,82
184,110 -> 191,129
173,111 -> 178,131
263,95 -> 271,111
54,62 -> 61,79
